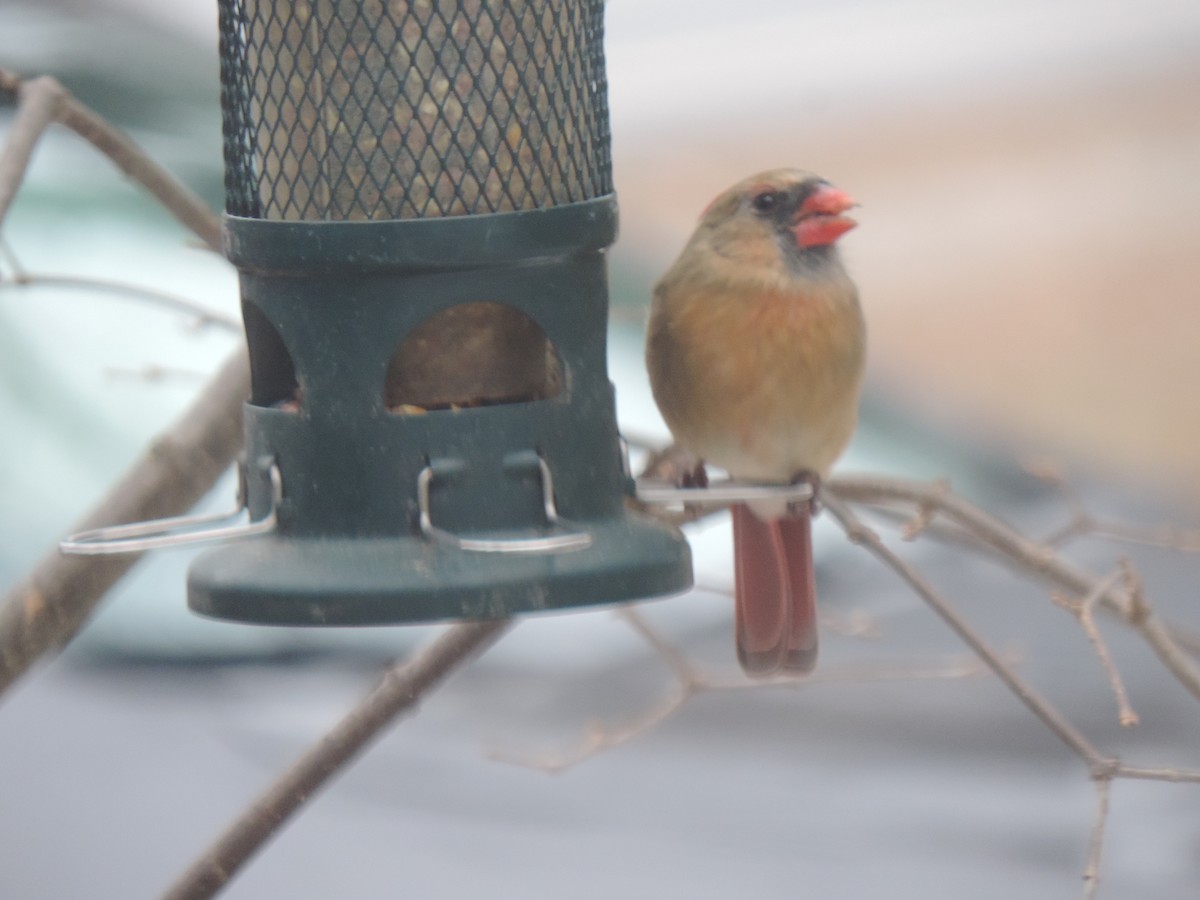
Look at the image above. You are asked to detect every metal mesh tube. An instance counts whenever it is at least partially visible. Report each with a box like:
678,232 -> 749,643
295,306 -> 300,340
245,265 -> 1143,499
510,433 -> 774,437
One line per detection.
219,0 -> 613,221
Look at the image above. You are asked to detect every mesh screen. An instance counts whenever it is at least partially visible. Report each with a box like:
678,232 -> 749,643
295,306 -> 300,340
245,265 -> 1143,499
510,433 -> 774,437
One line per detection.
218,0 -> 613,221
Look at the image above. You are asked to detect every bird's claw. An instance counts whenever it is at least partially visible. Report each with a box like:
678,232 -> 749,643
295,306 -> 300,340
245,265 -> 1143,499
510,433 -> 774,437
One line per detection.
788,470 -> 821,517
640,443 -> 707,489
681,460 -> 709,489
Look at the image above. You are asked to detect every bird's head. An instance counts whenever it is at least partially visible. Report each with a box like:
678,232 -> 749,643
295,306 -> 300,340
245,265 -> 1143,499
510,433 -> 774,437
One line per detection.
696,169 -> 858,271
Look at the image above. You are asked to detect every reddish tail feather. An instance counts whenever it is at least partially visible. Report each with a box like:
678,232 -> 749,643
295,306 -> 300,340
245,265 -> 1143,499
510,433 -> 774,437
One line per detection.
731,502 -> 818,677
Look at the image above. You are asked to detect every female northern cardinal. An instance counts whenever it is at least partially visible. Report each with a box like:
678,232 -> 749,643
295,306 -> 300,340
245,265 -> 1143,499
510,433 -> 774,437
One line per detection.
646,169 -> 866,676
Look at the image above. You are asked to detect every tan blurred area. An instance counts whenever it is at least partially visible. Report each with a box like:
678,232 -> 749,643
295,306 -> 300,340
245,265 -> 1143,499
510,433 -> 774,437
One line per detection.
613,59 -> 1200,494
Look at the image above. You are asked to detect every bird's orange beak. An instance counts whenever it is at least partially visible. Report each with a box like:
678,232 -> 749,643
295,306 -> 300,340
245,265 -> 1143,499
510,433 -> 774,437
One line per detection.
793,185 -> 858,248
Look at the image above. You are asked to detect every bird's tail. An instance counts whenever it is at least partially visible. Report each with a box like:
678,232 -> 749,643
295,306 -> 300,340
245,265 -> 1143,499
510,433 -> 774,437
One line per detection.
732,502 -> 818,677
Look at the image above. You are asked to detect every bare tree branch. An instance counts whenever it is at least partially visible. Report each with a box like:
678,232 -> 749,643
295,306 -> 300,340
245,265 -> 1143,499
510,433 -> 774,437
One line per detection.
161,618 -> 512,900
816,487 -> 1200,892
0,75 -> 63,227
1112,764 -> 1200,785
0,69 -> 221,251
493,455 -> 1200,893
830,474 -> 1200,703
1051,569 -> 1139,727
0,350 -> 247,696
1083,778 -> 1112,900
820,488 -> 1110,768
631,464 -> 1200,703
0,69 -> 243,699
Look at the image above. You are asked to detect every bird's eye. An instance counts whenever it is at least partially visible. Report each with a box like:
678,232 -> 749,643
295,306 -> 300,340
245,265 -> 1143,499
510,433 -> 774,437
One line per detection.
750,191 -> 779,213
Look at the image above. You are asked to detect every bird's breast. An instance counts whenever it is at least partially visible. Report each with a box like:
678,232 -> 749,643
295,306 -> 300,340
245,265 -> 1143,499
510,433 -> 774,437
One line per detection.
648,278 -> 865,480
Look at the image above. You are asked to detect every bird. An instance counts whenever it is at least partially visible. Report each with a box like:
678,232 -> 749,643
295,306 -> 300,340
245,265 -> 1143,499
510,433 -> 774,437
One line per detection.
646,168 -> 866,677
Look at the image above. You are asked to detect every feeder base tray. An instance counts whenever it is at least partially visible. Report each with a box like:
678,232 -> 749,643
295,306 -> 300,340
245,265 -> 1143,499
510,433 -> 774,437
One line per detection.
187,516 -> 692,626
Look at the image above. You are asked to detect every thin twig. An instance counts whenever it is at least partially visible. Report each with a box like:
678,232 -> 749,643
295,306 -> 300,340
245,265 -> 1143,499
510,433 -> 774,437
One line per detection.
1118,558 -> 1200,704
1024,457 -> 1200,552
494,606 -> 992,773
851,498 -> 1001,558
1082,778 -> 1111,900
0,266 -> 239,331
162,619 -> 512,900
490,681 -> 688,774
1022,456 -> 1093,548
1052,569 -> 1139,727
492,653 -> 994,774
1113,764 -> 1200,785
899,478 -> 949,540
819,607 -> 884,639
1044,513 -> 1200,553
617,607 -> 698,684
1084,521 -> 1200,553
104,364 -> 211,383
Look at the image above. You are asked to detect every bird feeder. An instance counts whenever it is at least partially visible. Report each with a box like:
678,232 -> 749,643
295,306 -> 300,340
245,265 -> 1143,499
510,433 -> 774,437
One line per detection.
62,0 -> 692,624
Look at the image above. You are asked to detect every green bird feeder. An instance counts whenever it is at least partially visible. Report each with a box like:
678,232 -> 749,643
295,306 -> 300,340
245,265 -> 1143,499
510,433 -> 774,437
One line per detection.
63,0 -> 692,625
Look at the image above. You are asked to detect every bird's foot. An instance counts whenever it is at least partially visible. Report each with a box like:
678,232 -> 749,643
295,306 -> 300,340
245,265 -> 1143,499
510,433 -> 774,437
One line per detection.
681,460 -> 709,489
640,444 -> 707,489
789,470 -> 821,517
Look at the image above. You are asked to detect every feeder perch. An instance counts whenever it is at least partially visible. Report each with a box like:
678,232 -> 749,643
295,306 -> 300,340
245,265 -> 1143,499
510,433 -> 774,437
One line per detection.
62,0 -> 692,625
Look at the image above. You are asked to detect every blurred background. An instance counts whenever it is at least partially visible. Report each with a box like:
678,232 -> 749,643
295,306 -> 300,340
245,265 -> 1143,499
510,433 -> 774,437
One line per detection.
606,0 -> 1200,492
1,1 -> 1199,898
